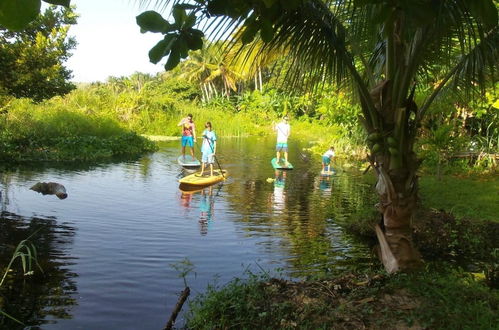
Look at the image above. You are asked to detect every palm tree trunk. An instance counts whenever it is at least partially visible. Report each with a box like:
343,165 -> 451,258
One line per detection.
374,163 -> 422,273
209,82 -> 218,98
200,83 -> 207,103
258,67 -> 263,92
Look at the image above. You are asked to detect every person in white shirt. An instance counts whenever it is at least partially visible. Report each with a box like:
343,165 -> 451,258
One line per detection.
322,146 -> 335,173
274,115 -> 291,166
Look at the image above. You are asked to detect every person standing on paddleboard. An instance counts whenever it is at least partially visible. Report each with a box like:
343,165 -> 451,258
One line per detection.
274,115 -> 291,166
199,121 -> 217,177
178,114 -> 197,160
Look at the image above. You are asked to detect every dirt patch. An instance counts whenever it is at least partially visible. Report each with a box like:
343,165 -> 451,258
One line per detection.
258,274 -> 422,329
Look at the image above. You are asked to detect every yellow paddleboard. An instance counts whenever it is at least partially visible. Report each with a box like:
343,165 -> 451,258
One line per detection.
178,169 -> 228,186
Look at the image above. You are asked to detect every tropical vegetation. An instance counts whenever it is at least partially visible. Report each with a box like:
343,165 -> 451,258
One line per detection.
0,0 -> 498,327
0,5 -> 77,102
138,0 -> 498,272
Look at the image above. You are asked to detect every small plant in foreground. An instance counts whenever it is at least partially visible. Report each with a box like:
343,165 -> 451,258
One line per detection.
1,236 -> 43,325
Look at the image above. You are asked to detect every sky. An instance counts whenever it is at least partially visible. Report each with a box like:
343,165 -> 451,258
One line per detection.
66,0 -> 168,82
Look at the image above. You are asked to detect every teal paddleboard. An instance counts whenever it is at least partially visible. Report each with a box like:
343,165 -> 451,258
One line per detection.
178,155 -> 201,167
271,158 -> 293,170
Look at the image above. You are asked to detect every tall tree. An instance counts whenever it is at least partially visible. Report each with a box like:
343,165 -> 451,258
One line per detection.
138,0 -> 498,272
0,5 -> 77,102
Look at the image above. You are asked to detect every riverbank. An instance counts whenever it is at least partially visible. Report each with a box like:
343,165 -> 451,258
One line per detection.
185,265 -> 498,329
183,172 -> 499,329
0,81 -> 365,164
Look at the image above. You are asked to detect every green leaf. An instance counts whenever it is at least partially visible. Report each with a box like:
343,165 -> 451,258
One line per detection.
241,22 -> 258,44
468,0 -> 498,30
173,5 -> 187,26
149,34 -> 177,64
260,18 -> 274,42
174,3 -> 199,10
279,0 -> 302,10
190,28 -> 204,38
354,0 -> 385,6
177,38 -> 189,59
42,0 -> 70,6
136,11 -> 172,33
262,0 -> 277,8
0,0 -> 41,31
165,48 -> 181,70
185,31 -> 203,50
207,0 -> 229,16
183,13 -> 196,29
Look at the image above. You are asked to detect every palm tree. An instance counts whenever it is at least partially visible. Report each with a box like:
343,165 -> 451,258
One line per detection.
178,41 -> 243,100
224,28 -> 286,91
137,0 -> 498,272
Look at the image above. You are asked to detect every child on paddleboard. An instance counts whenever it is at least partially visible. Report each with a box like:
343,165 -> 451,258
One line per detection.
322,146 -> 335,174
199,122 -> 217,177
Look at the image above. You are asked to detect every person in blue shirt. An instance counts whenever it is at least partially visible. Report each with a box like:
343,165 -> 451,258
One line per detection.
199,121 -> 217,177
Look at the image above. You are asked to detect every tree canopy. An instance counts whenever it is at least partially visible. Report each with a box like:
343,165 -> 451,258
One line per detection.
0,5 -> 77,102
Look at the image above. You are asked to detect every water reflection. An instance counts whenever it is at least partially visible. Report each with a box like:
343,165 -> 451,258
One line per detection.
0,137 -> 376,329
199,185 -> 216,235
0,211 -> 77,329
317,174 -> 333,196
271,170 -> 287,214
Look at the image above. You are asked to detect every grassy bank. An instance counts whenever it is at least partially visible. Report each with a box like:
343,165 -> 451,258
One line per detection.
0,99 -> 158,162
181,170 -> 498,329
185,265 -> 498,329
0,81 -> 363,163
419,175 -> 499,223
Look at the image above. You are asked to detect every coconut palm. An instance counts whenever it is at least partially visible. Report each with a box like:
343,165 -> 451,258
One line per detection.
137,0 -> 498,272
225,27 -> 287,91
178,41 -> 243,100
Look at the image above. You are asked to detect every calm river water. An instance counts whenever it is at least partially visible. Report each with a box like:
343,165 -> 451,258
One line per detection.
0,137 -> 376,329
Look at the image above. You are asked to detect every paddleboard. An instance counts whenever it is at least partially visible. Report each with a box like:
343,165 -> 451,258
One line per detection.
179,169 -> 228,186
178,155 -> 201,167
271,158 -> 293,170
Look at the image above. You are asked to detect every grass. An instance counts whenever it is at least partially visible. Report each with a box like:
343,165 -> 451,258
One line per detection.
185,265 -> 499,329
419,174 -> 499,222
0,236 -> 42,326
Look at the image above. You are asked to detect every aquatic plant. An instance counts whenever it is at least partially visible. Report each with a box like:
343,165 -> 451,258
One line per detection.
0,236 -> 42,325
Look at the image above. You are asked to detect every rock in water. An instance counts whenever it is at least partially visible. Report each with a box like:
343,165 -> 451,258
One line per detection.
30,182 -> 68,199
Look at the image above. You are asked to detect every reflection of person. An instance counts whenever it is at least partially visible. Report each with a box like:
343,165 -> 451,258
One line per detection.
272,170 -> 286,213
322,146 -> 335,174
273,115 -> 290,166
319,176 -> 332,195
199,122 -> 217,177
177,114 -> 197,159
180,191 -> 192,208
199,186 -> 214,235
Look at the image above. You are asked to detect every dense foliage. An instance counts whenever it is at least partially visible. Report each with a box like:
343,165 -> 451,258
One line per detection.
0,5 -> 77,102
